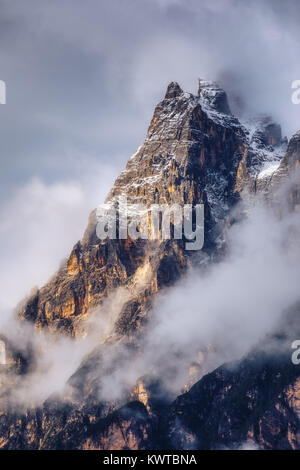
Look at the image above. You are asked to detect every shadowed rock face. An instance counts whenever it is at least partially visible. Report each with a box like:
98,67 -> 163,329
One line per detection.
166,354 -> 300,450
198,79 -> 232,115
1,80 -> 300,449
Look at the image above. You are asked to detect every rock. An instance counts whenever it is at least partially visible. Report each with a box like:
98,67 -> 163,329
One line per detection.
198,79 -> 232,115
164,81 -> 183,99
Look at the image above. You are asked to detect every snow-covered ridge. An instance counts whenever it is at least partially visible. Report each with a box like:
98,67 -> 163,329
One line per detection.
241,116 -> 287,180
257,161 -> 281,179
197,80 -> 287,180
196,79 -> 287,181
109,79 -> 288,212
198,78 -> 231,115
197,80 -> 243,132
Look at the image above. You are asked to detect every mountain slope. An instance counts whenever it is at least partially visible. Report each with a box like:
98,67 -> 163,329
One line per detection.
19,80 -> 285,336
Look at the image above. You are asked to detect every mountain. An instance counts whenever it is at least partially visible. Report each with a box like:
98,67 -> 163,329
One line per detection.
0,79 -> 299,450
18,80 -> 288,335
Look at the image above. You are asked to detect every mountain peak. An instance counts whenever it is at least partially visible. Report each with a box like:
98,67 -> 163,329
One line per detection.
164,81 -> 183,99
198,78 -> 231,115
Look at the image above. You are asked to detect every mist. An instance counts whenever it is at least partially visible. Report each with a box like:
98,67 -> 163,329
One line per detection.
1,0 -> 300,409
96,196 -> 300,401
0,161 -> 118,406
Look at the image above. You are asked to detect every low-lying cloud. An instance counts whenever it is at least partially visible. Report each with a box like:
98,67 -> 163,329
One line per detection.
93,193 -> 300,402
0,161 -> 118,322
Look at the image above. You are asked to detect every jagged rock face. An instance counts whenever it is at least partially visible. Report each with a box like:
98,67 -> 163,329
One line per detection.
166,354 -> 300,450
19,81 -> 249,336
233,115 -> 287,194
107,80 -> 245,226
20,238 -> 149,335
1,351 -> 299,450
1,79 -> 300,450
17,81 -> 290,337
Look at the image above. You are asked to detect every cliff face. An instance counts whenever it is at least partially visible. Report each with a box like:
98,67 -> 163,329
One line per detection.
1,80 -> 300,450
18,81 -> 286,336
19,81 -> 247,336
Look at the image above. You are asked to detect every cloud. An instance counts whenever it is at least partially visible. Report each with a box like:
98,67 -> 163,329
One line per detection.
0,160 -> 117,318
0,160 -> 118,406
94,197 -> 300,401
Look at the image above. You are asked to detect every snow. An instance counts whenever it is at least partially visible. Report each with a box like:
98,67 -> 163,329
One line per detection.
241,117 -> 286,179
257,161 -> 281,179
197,82 -> 241,130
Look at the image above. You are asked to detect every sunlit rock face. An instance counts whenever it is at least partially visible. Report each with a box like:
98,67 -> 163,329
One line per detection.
18,80 -> 249,337
1,80 -> 300,449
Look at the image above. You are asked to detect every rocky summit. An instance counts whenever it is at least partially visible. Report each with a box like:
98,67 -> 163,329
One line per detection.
0,79 -> 300,450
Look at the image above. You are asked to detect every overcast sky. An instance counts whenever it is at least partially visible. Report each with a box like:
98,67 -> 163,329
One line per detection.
0,0 -> 300,306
